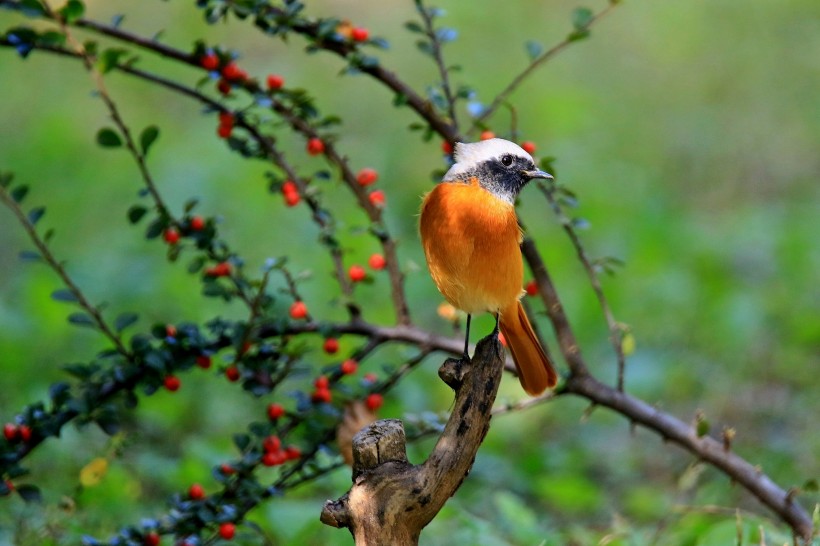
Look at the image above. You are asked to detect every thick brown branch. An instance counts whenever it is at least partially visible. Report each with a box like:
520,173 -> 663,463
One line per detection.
563,373 -> 814,542
320,334 -> 505,545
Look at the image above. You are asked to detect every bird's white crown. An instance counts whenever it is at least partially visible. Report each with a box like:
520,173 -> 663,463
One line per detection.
443,138 -> 534,181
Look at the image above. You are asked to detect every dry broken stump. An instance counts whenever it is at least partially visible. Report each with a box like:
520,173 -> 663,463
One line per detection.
320,333 -> 505,546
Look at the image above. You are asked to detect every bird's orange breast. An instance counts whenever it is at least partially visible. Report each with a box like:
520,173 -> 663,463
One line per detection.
419,178 -> 524,315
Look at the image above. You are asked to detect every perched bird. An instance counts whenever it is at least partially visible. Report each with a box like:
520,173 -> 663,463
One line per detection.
419,138 -> 558,395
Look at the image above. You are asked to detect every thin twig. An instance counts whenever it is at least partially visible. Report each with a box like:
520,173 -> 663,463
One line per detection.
470,1 -> 619,133
0,185 -> 130,357
537,181 -> 626,390
415,0 -> 459,131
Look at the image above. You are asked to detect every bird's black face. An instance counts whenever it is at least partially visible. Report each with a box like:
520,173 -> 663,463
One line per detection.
473,154 -> 552,203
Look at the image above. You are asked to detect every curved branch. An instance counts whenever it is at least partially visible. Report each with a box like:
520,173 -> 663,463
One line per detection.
564,373 -> 814,542
522,237 -> 814,541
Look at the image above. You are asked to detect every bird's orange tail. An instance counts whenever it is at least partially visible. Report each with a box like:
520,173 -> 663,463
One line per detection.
499,301 -> 557,395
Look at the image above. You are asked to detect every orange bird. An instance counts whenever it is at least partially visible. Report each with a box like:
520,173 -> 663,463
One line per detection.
419,138 -> 557,395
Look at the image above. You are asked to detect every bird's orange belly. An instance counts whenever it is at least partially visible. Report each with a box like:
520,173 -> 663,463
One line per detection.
419,181 -> 524,315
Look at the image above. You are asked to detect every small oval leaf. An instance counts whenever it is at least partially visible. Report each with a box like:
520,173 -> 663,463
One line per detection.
96,128 -> 122,148
114,312 -> 138,332
127,205 -> 148,224
52,289 -> 79,303
68,312 -> 96,328
140,125 -> 159,156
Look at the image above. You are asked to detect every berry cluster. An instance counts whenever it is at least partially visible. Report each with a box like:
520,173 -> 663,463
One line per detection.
162,215 -> 207,246
281,180 -> 300,207
3,422 -> 32,443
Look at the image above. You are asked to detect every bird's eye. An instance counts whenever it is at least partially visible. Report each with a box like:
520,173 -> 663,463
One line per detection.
501,155 -> 513,167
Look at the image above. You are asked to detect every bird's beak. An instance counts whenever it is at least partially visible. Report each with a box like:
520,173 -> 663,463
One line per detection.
521,169 -> 554,180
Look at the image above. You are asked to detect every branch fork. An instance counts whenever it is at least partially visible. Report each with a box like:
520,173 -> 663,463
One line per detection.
321,334 -> 504,545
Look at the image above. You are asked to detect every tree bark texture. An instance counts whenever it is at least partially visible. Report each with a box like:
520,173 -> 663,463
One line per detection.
320,334 -> 504,545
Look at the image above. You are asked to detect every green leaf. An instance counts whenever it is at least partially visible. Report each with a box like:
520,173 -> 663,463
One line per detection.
183,198 -> 199,213
139,125 -> 159,156
59,0 -> 85,24
0,172 -> 13,188
97,47 -> 128,74
49,382 -> 72,408
52,289 -> 79,303
63,363 -> 95,379
68,312 -> 96,329
18,0 -> 46,17
10,184 -> 29,203
803,478 -> 818,492
114,312 -> 138,333
233,433 -> 251,452
404,21 -> 424,34
96,127 -> 122,148
16,484 -> 42,504
127,204 -> 148,224
572,7 -> 594,30
27,206 -> 45,225
525,40 -> 543,61
18,250 -> 41,262
696,418 -> 710,437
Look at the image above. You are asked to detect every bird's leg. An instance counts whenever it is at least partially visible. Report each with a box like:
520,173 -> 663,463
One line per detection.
462,314 -> 472,360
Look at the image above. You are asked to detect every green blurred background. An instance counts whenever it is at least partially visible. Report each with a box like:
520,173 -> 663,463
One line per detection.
1,0 -> 818,544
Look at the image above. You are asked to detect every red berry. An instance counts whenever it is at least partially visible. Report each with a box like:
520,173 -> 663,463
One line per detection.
365,393 -> 383,411
306,137 -> 325,156
221,62 -> 244,82
267,403 -> 285,420
218,111 -> 234,127
217,123 -> 232,139
218,522 -> 236,540
351,27 -> 369,42
284,191 -> 300,207
220,463 -> 235,475
163,227 -> 180,245
200,53 -> 219,71
144,531 -> 161,546
480,130 -> 495,141
314,375 -> 330,389
368,190 -> 385,208
441,140 -> 454,154
356,167 -> 378,186
190,216 -> 205,231
289,301 -> 308,320
284,445 -> 301,460
281,180 -> 298,195
525,280 -> 538,296
323,338 -> 340,354
263,435 -> 281,453
3,423 -> 17,442
17,425 -> 31,442
163,375 -> 181,392
205,262 -> 232,277
311,387 -> 332,404
262,450 -> 286,466
165,324 -> 177,338
363,372 -> 378,383
217,79 -> 231,95
368,253 -> 386,270
195,356 -> 211,370
348,264 -> 366,283
188,483 -> 205,500
520,141 -> 537,154
266,74 -> 284,90
2,480 -> 14,495
340,359 -> 358,375
225,365 -> 240,382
